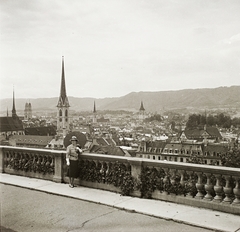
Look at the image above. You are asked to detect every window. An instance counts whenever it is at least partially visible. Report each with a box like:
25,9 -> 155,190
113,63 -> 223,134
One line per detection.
180,158 -> 183,162
59,109 -> 62,116
65,109 -> 68,117
174,157 -> 177,162
158,156 -> 161,160
153,156 -> 155,160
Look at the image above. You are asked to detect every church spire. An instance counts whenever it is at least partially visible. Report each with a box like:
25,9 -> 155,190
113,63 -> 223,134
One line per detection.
57,56 -> 69,107
12,87 -> 17,118
93,101 -> 96,113
139,101 -> 145,111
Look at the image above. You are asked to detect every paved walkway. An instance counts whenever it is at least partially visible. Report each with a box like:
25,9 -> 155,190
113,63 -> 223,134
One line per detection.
1,173 -> 240,232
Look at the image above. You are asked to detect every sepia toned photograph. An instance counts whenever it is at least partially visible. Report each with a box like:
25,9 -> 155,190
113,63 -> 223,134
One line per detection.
0,1 -> 240,231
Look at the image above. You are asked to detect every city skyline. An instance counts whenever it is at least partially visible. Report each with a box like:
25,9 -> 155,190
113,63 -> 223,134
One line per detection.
1,0 -> 240,100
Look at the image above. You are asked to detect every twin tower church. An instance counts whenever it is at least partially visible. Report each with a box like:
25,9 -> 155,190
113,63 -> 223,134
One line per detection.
56,56 -> 146,138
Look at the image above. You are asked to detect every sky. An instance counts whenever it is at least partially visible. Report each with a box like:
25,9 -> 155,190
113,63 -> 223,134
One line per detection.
0,0 -> 240,100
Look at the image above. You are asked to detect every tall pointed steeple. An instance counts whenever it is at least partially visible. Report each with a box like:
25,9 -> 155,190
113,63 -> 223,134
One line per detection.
93,101 -> 97,124
12,87 -> 17,118
139,100 -> 145,121
93,101 -> 96,113
139,101 -> 145,111
56,56 -> 70,137
57,56 -> 70,107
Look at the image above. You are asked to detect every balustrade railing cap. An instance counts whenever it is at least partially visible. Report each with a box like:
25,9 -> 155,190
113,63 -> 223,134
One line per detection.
0,145 -> 64,154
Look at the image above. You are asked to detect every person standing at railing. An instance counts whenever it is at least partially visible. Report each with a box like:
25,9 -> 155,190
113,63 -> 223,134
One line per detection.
66,136 -> 82,188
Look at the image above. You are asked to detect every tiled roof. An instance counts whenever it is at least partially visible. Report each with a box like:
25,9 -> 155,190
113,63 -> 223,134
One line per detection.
147,141 -> 166,149
25,126 -> 56,136
96,138 -> 109,146
106,138 -> 116,146
183,127 -> 221,139
205,127 -> 222,138
0,116 -> 24,132
11,135 -> 53,146
90,145 -> 126,156
204,144 -> 228,153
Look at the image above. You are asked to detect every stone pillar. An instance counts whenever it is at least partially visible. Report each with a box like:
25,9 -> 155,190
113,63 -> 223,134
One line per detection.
53,152 -> 64,183
128,158 -> 142,180
128,158 -> 142,197
0,147 -> 4,173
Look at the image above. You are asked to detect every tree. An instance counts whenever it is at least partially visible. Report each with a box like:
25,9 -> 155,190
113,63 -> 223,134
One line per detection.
221,146 -> 240,168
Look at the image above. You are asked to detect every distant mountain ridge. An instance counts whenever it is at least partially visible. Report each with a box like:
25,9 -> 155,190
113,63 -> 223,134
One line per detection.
0,86 -> 240,114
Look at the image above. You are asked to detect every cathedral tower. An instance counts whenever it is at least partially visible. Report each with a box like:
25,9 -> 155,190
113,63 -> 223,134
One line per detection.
93,101 -> 97,124
56,56 -> 70,137
24,102 -> 32,120
139,101 -> 145,120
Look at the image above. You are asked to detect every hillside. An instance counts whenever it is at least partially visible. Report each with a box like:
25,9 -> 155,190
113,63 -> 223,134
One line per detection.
0,86 -> 240,114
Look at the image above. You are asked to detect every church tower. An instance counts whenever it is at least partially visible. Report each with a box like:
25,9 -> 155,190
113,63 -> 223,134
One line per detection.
93,101 -> 97,124
24,102 -> 32,120
139,101 -> 145,120
12,89 -> 17,118
56,56 -> 70,137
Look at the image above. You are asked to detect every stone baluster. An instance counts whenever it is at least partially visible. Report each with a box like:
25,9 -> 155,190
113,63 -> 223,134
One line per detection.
106,162 -> 110,175
204,173 -> 213,201
0,148 -> 4,172
195,172 -> 204,199
213,174 -> 223,202
169,169 -> 177,185
223,175 -> 233,204
179,170 -> 186,187
99,162 -> 104,174
186,171 -> 194,198
4,151 -> 10,169
163,168 -> 170,194
232,177 -> 240,205
21,153 -> 26,171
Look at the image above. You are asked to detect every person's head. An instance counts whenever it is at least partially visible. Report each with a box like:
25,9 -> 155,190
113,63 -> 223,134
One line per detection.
70,136 -> 78,145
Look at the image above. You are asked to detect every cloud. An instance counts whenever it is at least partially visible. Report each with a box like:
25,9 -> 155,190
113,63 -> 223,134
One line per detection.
0,0 -> 240,99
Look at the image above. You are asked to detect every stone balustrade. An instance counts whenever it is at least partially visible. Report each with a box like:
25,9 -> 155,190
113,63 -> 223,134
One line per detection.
0,146 -> 239,215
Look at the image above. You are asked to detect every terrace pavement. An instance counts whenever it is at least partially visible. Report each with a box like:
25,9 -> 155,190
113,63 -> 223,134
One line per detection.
1,173 -> 240,232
